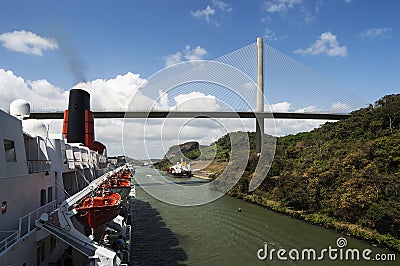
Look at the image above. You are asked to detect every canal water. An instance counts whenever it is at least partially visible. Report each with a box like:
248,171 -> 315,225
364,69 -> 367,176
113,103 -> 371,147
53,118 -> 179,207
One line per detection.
130,166 -> 398,266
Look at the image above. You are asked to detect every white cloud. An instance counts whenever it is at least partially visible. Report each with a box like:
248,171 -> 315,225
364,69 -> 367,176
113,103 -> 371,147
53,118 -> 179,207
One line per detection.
173,92 -> 220,111
191,1 -> 232,25
183,45 -> 208,61
0,69 -> 331,158
330,102 -> 351,113
269,101 -> 319,113
0,30 -> 58,56
212,0 -> 232,12
0,69 -> 149,113
0,69 -> 150,156
361,27 -> 392,38
124,117 -> 252,159
269,101 -> 291,112
314,1 -> 322,14
0,69 -> 29,108
265,0 -> 302,13
163,52 -> 183,67
264,0 -> 317,24
0,69 -> 68,111
266,101 -> 326,135
301,6 -> 314,23
75,72 -> 149,111
163,45 -> 208,67
295,105 -> 319,113
157,90 -> 169,110
272,119 -> 325,136
294,31 -> 347,57
264,27 -> 285,41
191,5 -> 216,22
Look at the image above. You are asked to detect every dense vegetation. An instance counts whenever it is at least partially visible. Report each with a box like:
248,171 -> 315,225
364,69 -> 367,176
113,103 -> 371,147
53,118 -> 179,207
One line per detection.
155,94 -> 400,250
226,94 -> 400,250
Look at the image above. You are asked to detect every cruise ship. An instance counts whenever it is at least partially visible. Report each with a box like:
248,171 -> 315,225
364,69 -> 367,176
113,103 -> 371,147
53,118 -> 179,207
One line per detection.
0,89 -> 134,265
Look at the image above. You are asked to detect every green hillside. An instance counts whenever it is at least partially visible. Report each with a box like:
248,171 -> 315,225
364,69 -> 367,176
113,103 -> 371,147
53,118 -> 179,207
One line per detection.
226,94 -> 400,250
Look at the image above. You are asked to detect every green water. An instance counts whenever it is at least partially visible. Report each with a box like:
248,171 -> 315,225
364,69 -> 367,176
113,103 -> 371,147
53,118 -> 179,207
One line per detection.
130,166 -> 398,266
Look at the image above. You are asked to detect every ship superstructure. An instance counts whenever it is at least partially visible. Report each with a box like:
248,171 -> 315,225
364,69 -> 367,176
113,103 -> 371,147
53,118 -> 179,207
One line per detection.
166,159 -> 192,177
0,89 -> 134,265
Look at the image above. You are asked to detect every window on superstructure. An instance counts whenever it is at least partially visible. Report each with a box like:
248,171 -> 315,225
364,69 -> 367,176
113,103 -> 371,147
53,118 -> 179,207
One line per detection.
47,187 -> 53,203
1,201 -> 6,214
62,150 -> 67,164
40,189 -> 46,206
4,139 -> 16,162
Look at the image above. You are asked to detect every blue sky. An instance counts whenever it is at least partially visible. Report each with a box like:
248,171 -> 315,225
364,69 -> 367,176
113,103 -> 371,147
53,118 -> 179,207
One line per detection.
0,0 -> 399,157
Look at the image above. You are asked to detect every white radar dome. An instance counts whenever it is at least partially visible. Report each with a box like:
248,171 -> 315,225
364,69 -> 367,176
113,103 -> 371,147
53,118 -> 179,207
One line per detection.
22,119 -> 47,138
10,99 -> 30,119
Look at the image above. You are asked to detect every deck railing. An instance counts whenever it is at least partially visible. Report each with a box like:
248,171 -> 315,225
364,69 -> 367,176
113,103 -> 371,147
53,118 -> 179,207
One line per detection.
0,195 -> 65,258
27,160 -> 51,174
18,199 -> 57,239
0,231 -> 18,256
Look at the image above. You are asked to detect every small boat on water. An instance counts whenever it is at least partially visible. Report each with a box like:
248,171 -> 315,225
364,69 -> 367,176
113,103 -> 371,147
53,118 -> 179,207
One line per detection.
166,159 -> 192,177
100,178 -> 131,199
75,191 -> 122,228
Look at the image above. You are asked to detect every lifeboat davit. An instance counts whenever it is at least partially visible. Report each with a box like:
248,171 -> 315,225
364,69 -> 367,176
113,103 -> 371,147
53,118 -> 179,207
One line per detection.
75,191 -> 121,228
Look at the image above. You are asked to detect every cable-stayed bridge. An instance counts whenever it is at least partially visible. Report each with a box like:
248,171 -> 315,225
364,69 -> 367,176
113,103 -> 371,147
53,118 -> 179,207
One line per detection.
28,38 -> 364,153
26,38 -> 365,118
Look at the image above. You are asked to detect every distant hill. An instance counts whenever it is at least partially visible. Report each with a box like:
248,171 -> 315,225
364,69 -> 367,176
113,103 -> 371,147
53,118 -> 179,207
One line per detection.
108,155 -> 161,166
127,158 -> 144,166
153,141 -> 208,170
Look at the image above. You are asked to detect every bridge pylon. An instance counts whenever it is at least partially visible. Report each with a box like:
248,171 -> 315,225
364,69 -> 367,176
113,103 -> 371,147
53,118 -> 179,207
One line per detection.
256,37 -> 264,154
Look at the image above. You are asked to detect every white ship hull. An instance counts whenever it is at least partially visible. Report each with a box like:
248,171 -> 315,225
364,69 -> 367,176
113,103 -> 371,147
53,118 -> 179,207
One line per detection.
0,90 -> 133,265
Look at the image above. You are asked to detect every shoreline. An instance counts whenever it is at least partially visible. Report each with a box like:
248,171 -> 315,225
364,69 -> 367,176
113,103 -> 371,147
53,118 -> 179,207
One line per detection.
230,192 -> 400,253
152,165 -> 400,253
192,171 -> 213,181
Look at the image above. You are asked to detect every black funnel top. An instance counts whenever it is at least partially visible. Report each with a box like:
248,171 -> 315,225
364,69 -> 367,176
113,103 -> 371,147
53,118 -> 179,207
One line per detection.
67,89 -> 90,144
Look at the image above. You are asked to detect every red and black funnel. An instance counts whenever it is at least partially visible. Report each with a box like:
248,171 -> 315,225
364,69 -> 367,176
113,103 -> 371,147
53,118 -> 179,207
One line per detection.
62,89 -> 105,154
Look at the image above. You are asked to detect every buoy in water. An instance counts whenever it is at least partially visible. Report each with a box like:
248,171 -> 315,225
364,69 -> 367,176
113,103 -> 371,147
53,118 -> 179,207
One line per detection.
238,208 -> 242,212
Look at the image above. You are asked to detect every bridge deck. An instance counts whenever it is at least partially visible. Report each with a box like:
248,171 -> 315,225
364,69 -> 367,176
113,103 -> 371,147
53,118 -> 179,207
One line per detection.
29,111 -> 349,120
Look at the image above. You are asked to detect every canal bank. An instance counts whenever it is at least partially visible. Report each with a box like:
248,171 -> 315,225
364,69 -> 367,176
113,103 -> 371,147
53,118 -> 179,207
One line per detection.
229,192 -> 400,253
130,166 -> 398,265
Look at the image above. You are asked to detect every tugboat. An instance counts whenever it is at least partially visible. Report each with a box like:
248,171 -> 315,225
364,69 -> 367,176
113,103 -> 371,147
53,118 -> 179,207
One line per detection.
166,159 -> 192,177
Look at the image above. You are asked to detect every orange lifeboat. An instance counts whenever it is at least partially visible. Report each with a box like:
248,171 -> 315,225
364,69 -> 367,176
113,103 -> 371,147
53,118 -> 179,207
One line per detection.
121,171 -> 131,179
100,178 -> 131,199
110,171 -> 131,179
75,191 -> 121,228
